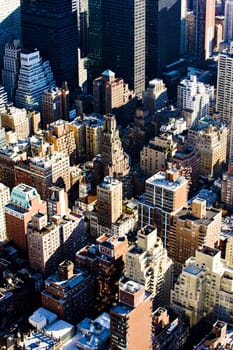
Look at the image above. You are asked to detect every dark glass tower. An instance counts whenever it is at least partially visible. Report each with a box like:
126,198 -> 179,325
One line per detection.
89,0 -> 146,96
146,0 -> 181,81
21,0 -> 79,89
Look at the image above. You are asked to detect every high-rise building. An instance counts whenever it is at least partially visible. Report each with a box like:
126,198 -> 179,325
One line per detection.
0,85 -> 8,113
224,0 -> 233,42
47,186 -> 69,222
110,280 -> 152,350
169,198 -> 221,275
21,0 -> 79,89
146,0 -> 181,81
177,75 -> 214,128
94,114 -> 130,196
2,40 -> 21,103
47,119 -> 77,165
15,152 -> 70,201
221,164 -> 233,210
0,1 -> 21,68
5,184 -> 47,252
41,260 -> 95,323
171,246 -> 233,327
192,0 -> 216,63
188,120 -> 227,179
97,176 -> 122,229
216,45 -> 233,163
125,225 -> 173,310
93,69 -> 134,115
89,0 -> 145,95
138,169 -> 188,247
142,79 -> 167,115
0,145 -> 27,190
15,49 -> 55,111
42,87 -> 69,129
0,105 -> 30,140
140,134 -> 177,177
0,183 -> 10,242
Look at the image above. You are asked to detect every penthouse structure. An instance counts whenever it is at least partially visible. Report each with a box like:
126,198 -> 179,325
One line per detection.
41,260 -> 95,323
15,152 -> 70,201
5,184 -> 46,252
171,246 -> 233,327
110,280 -> 152,350
169,198 -> 221,275
125,225 -> 173,310
188,120 -> 227,179
139,169 -> 188,247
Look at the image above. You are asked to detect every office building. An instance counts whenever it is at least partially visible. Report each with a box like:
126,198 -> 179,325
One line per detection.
76,234 -> 128,314
171,246 -> 233,327
0,0 -> 21,68
0,145 -> 27,189
140,134 -> 177,177
146,0 -> 181,81
1,105 -> 30,140
5,184 -> 47,252
15,152 -> 70,201
221,164 -> 233,211
0,85 -> 8,113
142,79 -> 167,115
97,176 -> 122,229
188,120 -> 227,179
110,280 -> 152,350
224,0 -> 233,42
169,198 -> 221,275
93,69 -> 134,115
125,225 -> 173,310
15,49 -> 55,111
139,169 -> 188,247
0,183 -> 10,242
41,85 -> 70,129
89,0 -> 145,95
21,0 -> 79,88
177,75 -> 214,127
94,114 -> 130,196
2,40 -> 21,103
47,186 -> 69,222
47,119 -> 76,165
27,211 -> 85,276
192,0 -> 216,63
41,260 -> 95,323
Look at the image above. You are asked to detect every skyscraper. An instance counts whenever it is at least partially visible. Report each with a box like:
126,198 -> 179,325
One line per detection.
193,0 -> 216,63
0,1 -> 21,68
146,0 -> 181,81
89,0 -> 146,95
224,0 -> 233,42
2,40 -> 21,103
15,49 -> 55,111
21,0 -> 79,88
